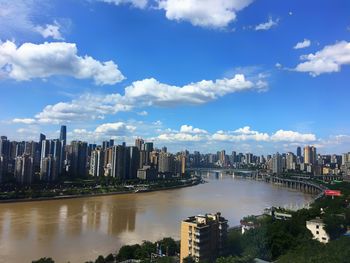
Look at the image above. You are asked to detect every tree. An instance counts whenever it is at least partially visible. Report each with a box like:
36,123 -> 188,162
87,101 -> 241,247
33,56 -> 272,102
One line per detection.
158,237 -> 179,256
116,244 -> 141,261
32,258 -> 55,263
182,256 -> 195,263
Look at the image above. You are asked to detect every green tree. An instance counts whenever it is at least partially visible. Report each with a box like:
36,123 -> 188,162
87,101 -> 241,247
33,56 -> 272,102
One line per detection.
182,256 -> 195,263
32,258 -> 55,263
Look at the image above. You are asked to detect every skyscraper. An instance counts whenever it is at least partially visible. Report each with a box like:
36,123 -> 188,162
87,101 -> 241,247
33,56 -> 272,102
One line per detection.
304,146 -> 317,164
60,125 -> 67,142
272,152 -> 283,175
69,141 -> 88,178
59,125 -> 67,174
297,146 -> 302,157
135,138 -> 144,151
14,154 -> 33,185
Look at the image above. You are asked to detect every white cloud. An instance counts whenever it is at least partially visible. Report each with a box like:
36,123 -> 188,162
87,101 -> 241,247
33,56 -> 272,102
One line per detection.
35,21 -> 64,40
124,74 -> 266,106
180,125 -> 208,134
137,110 -> 148,116
94,122 -> 136,135
275,62 -> 282,69
293,39 -> 311,49
155,125 -> 316,144
16,73 -> 267,124
255,17 -> 279,31
157,0 -> 254,28
99,0 -> 148,9
270,130 -> 316,142
295,41 -> 350,76
34,94 -> 131,124
12,118 -> 36,124
213,126 -> 269,141
0,41 -> 125,85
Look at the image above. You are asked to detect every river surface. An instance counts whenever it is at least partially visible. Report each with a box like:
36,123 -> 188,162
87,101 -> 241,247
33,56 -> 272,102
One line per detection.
0,173 -> 314,263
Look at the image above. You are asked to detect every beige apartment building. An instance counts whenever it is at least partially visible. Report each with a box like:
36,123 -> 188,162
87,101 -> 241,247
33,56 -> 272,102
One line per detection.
180,212 -> 228,263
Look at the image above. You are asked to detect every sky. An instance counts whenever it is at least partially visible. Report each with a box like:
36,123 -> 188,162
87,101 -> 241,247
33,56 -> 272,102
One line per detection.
0,0 -> 349,154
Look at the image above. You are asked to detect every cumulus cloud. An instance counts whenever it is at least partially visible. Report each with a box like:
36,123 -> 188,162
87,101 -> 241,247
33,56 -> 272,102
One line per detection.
0,40 -> 125,85
157,0 -> 254,28
35,21 -> 64,40
180,125 -> 208,134
99,0 -> 148,8
12,118 -> 36,124
293,39 -> 311,49
294,41 -> 350,76
213,126 -> 269,141
255,17 -> 279,31
137,110 -> 148,116
94,122 -> 136,135
15,73 -> 267,124
270,130 -> 316,142
155,125 -> 316,144
124,74 -> 265,106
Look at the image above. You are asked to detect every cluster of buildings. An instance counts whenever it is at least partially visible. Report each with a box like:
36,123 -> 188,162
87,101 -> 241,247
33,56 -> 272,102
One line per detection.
187,147 -> 350,176
0,126 -> 186,185
1,125 -> 350,185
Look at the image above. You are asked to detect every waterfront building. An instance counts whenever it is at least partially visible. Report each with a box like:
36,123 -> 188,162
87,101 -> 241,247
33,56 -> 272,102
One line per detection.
69,141 -> 88,178
272,152 -> 283,175
158,152 -> 174,173
14,154 -> 33,184
127,146 -> 140,179
89,148 -> 104,177
111,145 -> 124,179
306,218 -> 330,243
40,155 -> 60,182
137,165 -> 157,180
286,152 -> 295,171
180,212 -> 228,263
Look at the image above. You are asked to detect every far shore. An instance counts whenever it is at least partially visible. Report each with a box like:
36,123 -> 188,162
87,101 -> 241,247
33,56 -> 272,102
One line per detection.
0,181 -> 200,204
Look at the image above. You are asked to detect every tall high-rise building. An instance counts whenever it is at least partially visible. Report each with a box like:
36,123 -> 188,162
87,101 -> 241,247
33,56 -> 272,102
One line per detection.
158,152 -> 174,173
286,152 -> 295,170
89,148 -> 104,177
304,146 -> 317,164
297,146 -> 302,157
135,138 -> 144,151
69,141 -> 88,178
14,154 -> 33,184
127,146 -> 140,179
144,142 -> 154,152
60,125 -> 67,142
180,212 -> 228,263
59,126 -> 67,173
272,152 -> 283,175
111,145 -> 127,179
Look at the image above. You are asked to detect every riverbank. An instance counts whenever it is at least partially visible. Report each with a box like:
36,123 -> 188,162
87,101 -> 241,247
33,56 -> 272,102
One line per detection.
0,179 -> 201,204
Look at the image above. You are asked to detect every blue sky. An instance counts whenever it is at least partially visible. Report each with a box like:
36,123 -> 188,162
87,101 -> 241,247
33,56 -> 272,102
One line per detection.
0,0 -> 349,154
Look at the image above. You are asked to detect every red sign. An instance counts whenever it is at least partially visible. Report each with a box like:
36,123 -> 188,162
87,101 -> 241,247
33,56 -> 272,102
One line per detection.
325,190 -> 342,196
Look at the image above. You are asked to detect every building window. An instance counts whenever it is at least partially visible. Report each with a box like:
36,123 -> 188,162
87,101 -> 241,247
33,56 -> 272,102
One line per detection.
316,225 -> 319,229
316,231 -> 319,234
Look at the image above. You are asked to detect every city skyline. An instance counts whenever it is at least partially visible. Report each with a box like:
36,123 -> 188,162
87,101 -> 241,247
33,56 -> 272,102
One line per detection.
1,0 -> 350,154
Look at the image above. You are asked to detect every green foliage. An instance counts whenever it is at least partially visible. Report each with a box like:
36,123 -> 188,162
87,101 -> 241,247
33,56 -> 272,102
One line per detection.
117,244 -> 141,261
158,237 -> 179,256
182,256 -> 195,263
32,258 -> 55,263
278,237 -> 350,263
216,255 -> 254,263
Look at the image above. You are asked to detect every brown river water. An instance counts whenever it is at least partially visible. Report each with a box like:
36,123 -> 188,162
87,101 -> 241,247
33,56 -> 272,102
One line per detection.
0,172 -> 314,263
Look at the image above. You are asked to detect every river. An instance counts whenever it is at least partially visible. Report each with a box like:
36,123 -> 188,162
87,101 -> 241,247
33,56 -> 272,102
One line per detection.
0,172 -> 314,263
